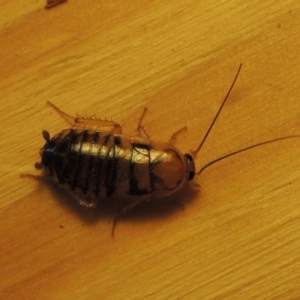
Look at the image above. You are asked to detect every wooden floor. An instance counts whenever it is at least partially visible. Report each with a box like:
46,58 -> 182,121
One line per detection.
1,1 -> 300,299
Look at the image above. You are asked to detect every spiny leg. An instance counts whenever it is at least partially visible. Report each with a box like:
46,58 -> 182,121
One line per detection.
47,101 -> 122,133
136,107 -> 150,139
20,173 -> 43,180
20,161 -> 46,180
111,199 -> 142,237
168,126 -> 187,145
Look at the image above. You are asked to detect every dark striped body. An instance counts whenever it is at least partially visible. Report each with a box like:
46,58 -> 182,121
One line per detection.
39,128 -> 192,207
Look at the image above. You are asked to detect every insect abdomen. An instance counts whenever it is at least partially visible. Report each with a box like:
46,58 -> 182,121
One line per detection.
41,129 -> 153,201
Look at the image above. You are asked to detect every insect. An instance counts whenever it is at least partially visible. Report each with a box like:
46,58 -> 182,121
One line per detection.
24,64 -> 300,234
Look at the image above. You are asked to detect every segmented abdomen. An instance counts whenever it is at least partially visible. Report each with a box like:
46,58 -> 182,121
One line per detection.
45,129 -> 152,201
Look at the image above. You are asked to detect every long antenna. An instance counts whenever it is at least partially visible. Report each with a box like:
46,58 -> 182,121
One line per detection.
197,135 -> 300,175
191,64 -> 242,157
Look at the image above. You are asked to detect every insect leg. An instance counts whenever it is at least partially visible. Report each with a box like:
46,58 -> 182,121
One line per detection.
136,107 -> 150,139
168,126 -> 188,144
112,199 -> 142,237
20,173 -> 43,180
46,101 -> 122,133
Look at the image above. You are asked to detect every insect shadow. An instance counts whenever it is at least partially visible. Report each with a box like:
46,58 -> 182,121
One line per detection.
44,177 -> 199,229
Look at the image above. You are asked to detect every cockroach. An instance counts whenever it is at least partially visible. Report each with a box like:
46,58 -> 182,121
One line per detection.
23,64 -> 300,234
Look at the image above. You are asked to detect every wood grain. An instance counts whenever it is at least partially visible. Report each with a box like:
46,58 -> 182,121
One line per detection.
1,1 -> 300,299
